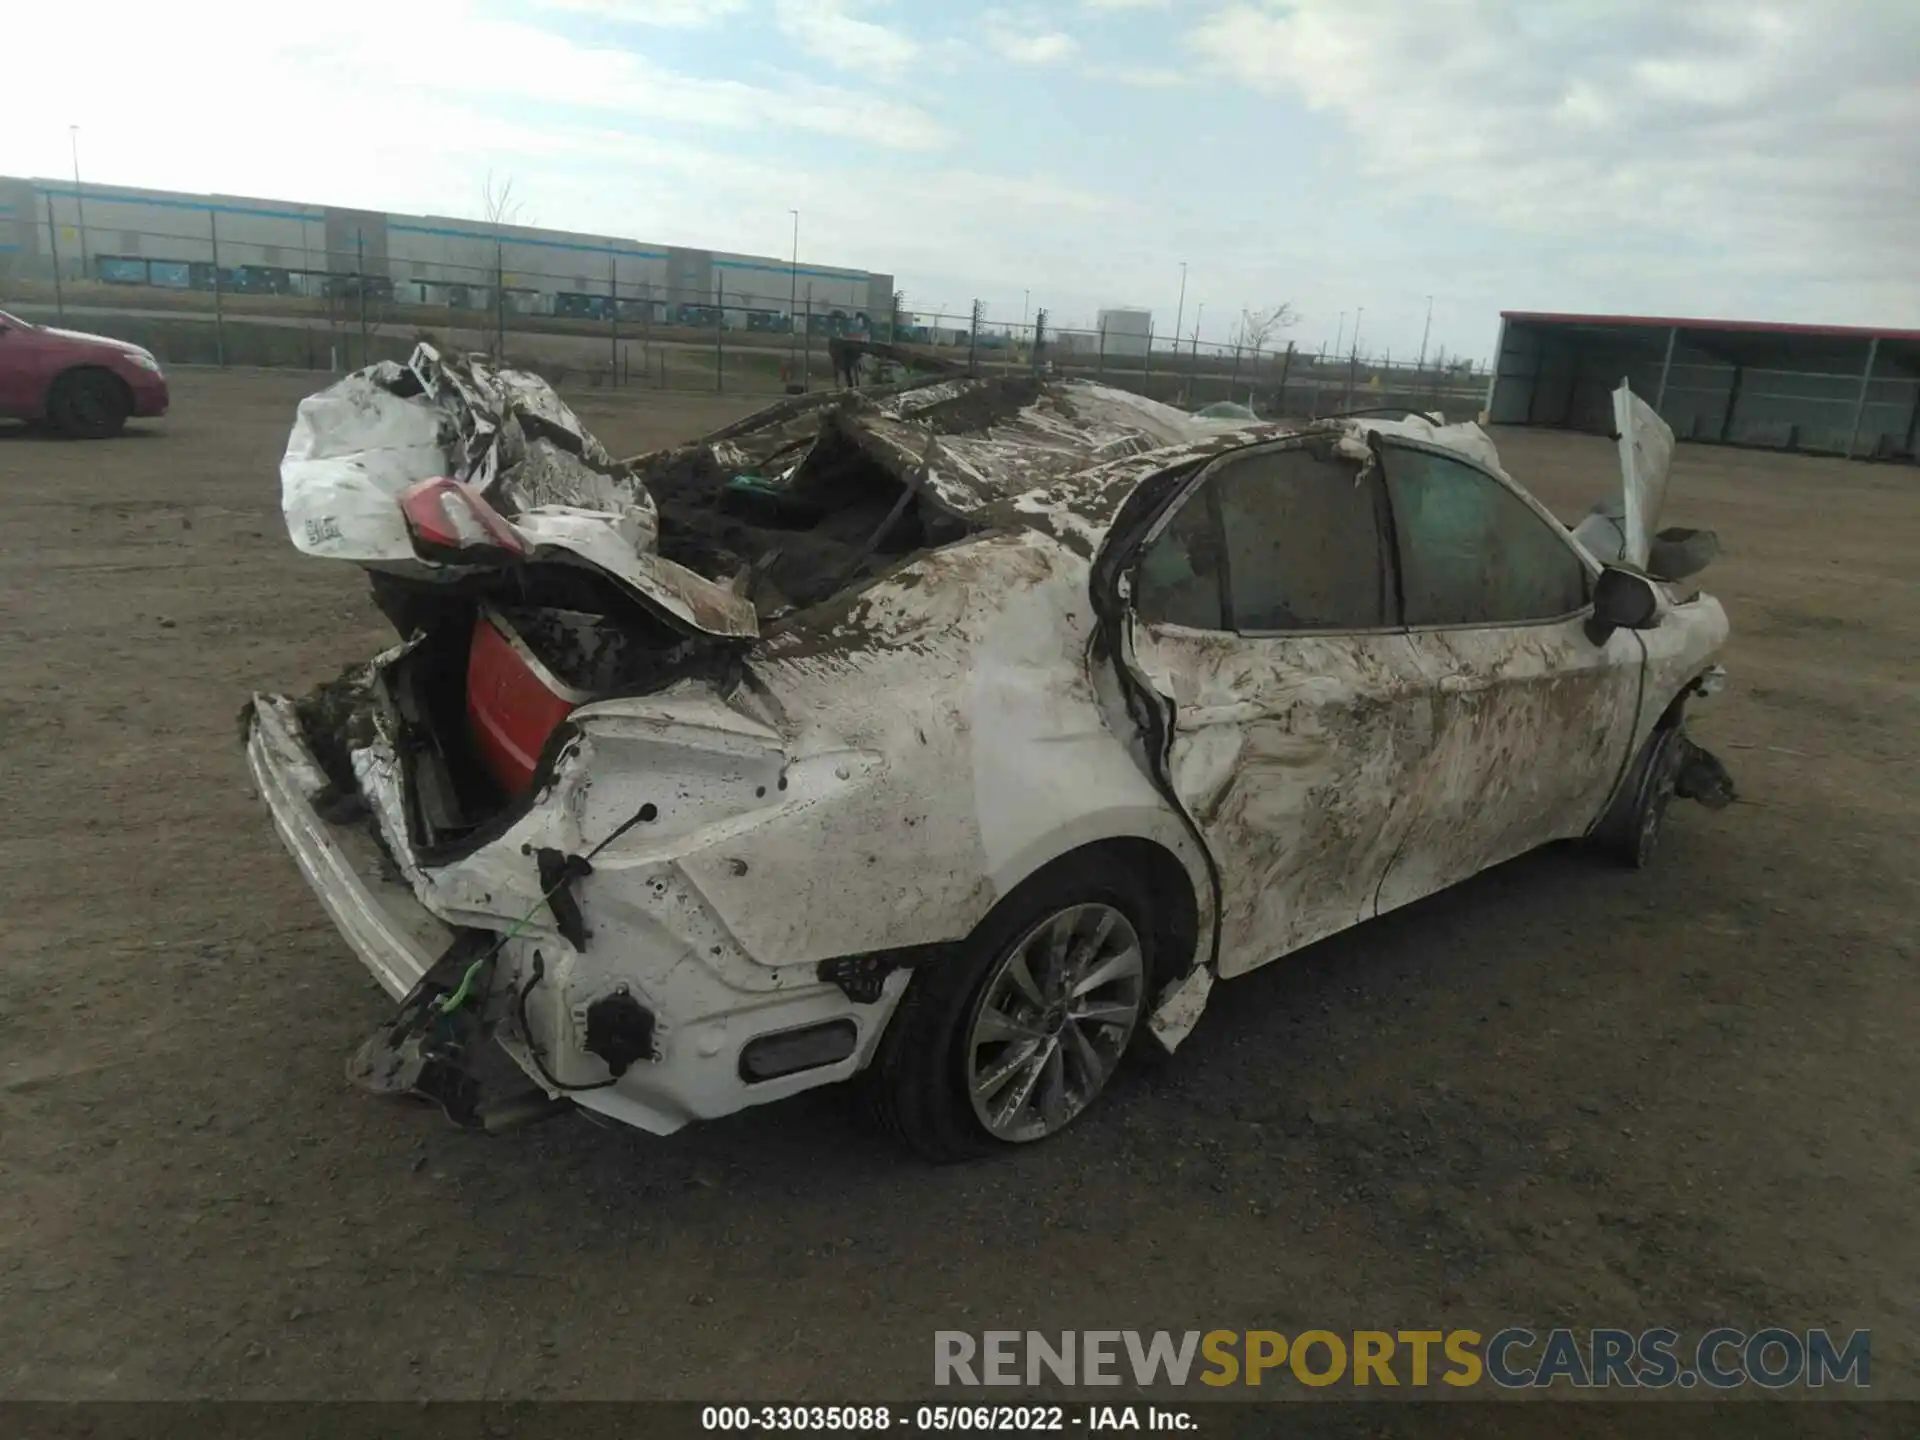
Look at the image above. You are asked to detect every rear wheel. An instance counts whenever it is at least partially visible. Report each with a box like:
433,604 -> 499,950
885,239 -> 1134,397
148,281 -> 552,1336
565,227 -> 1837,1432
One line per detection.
865,853 -> 1157,1162
48,368 -> 131,439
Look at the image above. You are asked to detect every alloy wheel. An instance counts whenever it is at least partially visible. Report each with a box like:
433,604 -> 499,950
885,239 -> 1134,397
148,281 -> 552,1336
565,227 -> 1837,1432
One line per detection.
964,902 -> 1146,1143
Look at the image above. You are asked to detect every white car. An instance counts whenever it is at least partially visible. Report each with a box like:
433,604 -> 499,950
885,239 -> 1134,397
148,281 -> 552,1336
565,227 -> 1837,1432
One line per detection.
246,349 -> 1732,1160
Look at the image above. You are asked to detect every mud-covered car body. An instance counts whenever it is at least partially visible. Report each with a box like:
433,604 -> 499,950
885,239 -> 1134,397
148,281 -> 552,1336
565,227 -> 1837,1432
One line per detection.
246,348 -> 1729,1147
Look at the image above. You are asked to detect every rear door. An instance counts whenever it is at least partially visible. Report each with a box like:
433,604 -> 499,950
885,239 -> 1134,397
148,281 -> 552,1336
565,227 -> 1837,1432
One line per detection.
1128,436 -> 1439,976
1371,437 -> 1641,913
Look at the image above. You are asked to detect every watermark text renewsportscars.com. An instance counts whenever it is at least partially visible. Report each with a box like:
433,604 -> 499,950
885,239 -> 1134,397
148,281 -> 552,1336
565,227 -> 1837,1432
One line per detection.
934,1328 -> 1870,1391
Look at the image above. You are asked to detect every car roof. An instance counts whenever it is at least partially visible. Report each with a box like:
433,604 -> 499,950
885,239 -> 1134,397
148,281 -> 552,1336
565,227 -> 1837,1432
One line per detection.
637,377 -> 1515,562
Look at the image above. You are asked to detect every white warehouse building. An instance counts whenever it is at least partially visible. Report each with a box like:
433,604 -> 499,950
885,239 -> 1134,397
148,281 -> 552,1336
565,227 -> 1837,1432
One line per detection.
0,176 -> 896,331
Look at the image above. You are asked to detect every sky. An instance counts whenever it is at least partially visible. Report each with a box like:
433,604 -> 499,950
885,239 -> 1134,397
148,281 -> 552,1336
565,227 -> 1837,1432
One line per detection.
4,0 -> 1915,363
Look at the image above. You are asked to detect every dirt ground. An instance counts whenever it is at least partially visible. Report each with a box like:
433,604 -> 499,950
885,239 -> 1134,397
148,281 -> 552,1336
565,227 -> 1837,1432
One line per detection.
0,369 -> 1914,1403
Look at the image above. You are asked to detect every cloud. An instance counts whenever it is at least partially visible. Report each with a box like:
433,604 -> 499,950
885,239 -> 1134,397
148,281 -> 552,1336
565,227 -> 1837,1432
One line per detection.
530,0 -> 748,24
4,0 -> 948,185
774,0 -> 920,76
1090,63 -> 1187,88
986,10 -> 1078,65
1188,0 -> 1920,321
1082,0 -> 1168,9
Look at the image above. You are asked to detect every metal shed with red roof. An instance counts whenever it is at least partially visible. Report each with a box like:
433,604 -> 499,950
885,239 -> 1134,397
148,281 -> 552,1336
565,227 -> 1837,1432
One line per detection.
1487,311 -> 1920,462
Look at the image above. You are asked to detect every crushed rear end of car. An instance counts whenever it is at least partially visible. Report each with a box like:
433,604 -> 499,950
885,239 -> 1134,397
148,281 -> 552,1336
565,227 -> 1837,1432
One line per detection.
244,346 -> 1208,1136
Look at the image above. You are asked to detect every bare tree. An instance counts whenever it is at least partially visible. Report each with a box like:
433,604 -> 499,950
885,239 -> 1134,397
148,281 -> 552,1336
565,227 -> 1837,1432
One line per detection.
479,173 -> 528,359
1237,302 -> 1299,355
481,171 -> 526,227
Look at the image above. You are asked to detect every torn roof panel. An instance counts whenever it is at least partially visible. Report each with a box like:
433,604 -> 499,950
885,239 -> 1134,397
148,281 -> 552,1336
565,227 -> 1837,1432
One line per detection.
626,378 -> 1524,564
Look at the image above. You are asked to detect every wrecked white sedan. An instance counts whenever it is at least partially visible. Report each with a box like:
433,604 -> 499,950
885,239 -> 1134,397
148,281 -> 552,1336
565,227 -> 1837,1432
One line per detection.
245,347 -> 1732,1160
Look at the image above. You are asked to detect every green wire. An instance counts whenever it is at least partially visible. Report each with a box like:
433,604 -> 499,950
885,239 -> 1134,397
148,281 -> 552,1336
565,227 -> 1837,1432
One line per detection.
428,800 -> 653,1017
433,888 -> 559,1016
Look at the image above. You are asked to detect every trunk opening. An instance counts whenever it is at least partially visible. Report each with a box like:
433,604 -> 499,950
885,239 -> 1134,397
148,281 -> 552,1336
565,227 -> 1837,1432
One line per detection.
642,414 -> 973,616
298,562 -> 718,860
285,372 -> 1027,872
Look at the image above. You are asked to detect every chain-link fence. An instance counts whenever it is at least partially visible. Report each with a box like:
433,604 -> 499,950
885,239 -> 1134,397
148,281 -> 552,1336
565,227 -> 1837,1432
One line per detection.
0,215 -> 904,395
0,213 -> 1484,415
916,308 -> 1488,421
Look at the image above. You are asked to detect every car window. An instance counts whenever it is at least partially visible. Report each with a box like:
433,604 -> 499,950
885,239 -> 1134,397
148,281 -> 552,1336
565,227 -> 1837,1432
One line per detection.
1134,442 -> 1390,633
1135,478 -> 1226,630
1214,445 -> 1390,631
1381,443 -> 1590,627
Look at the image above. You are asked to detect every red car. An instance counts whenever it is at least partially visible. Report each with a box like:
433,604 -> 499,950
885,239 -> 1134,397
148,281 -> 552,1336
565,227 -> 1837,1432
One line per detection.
0,308 -> 170,437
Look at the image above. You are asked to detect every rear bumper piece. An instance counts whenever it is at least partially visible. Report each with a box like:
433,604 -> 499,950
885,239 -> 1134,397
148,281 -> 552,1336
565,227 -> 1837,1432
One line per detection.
246,691 -> 910,1137
492,929 -> 908,1137
245,694 -> 452,999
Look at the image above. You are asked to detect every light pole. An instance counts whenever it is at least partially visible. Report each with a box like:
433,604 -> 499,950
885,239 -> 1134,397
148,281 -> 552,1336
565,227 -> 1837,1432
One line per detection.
787,209 -> 799,359
1173,261 -> 1187,361
1351,307 -> 1365,359
69,125 -> 88,281
1334,311 -> 1345,359
1416,294 -> 1433,373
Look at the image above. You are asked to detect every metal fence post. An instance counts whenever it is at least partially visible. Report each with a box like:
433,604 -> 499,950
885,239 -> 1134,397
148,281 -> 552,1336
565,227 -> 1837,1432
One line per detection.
44,193 -> 66,325
714,284 -> 724,394
641,281 -> 653,386
494,240 -> 505,360
609,252 -> 619,388
803,285 -> 813,389
356,230 -> 369,369
1277,341 -> 1294,417
1654,325 -> 1678,413
968,299 -> 981,377
1846,336 -> 1881,459
210,210 -> 227,368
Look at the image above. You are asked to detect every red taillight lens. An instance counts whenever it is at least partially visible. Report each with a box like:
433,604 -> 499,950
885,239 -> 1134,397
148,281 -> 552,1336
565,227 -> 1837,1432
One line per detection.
467,611 -> 583,795
398,478 -> 526,565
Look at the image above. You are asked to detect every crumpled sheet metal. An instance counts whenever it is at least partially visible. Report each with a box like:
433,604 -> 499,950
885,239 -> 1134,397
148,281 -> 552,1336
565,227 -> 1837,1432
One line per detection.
854,380 -> 1201,516
624,378 -> 1519,567
622,376 -> 1220,539
280,342 -> 652,568
276,344 -> 764,637
281,368 -> 453,564
404,344 -> 639,519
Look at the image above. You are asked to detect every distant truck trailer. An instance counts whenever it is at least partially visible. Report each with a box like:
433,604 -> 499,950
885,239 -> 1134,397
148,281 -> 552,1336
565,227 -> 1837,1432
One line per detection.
1096,307 -> 1153,359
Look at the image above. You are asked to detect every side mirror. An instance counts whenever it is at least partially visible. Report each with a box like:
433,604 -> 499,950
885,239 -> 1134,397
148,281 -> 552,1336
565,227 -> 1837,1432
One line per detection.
1587,566 -> 1661,642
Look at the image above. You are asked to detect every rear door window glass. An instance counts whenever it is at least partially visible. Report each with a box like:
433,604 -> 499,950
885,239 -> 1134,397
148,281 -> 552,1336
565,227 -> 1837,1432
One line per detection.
1135,442 -> 1390,633
1215,444 -> 1390,631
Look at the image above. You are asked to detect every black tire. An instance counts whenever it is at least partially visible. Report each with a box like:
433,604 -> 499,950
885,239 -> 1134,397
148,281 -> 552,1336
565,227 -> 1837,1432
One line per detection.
47,368 -> 131,439
864,849 -> 1162,1163
1591,723 -> 1687,869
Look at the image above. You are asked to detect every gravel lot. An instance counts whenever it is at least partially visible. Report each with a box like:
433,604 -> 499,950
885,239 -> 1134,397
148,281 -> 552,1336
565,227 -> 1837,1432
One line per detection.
1,369 -> 1913,1404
